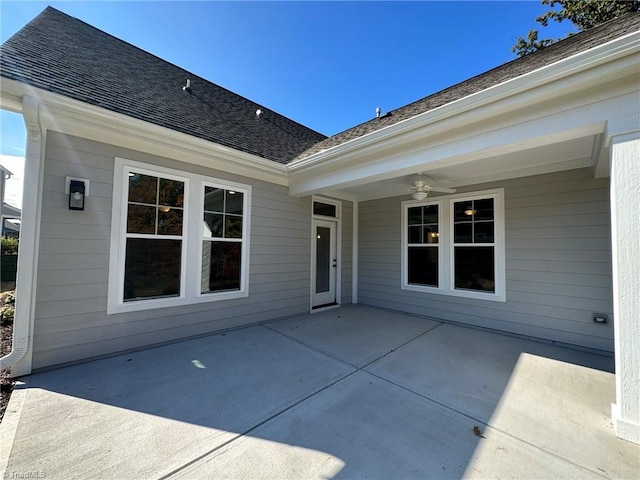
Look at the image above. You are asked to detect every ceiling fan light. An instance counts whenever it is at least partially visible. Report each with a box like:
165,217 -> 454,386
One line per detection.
412,191 -> 428,201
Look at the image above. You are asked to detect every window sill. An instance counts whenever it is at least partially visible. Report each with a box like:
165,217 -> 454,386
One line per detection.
107,289 -> 248,315
401,283 -> 506,302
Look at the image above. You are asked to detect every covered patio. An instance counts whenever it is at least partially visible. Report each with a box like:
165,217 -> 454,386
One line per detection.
1,305 -> 637,479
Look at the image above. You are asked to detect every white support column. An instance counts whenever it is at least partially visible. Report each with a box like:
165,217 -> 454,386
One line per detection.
352,200 -> 358,304
609,130 -> 640,445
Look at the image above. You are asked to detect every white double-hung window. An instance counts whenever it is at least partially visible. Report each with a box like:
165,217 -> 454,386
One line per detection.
402,189 -> 505,302
108,158 -> 251,313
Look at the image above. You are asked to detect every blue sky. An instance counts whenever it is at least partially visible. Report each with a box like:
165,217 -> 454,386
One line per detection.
1,1 -> 574,161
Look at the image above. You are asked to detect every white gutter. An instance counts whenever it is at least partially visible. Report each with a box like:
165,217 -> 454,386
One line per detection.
0,95 -> 44,376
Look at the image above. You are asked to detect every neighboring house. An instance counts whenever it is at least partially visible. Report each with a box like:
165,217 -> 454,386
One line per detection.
0,164 -> 21,237
0,7 -> 638,444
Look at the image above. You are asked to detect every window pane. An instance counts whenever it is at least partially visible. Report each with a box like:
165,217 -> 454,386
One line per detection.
124,238 -> 181,301
158,178 -> 184,208
201,241 -> 241,293
225,215 -> 243,238
423,205 -> 438,224
474,198 -> 494,221
408,207 -> 422,225
423,225 -> 439,244
225,191 -> 243,215
474,221 -> 494,243
127,204 -> 156,234
203,213 -> 223,238
454,223 -> 472,243
454,247 -> 495,292
204,187 -> 224,212
408,247 -> 438,287
408,225 -> 422,244
158,208 -> 183,235
313,202 -> 337,217
454,200 -> 474,222
128,173 -> 157,204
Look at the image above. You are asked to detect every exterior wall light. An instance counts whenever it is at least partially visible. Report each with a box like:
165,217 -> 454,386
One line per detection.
69,180 -> 86,210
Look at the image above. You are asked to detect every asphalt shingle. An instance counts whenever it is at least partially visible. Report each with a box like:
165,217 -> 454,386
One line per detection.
0,7 -> 327,165
1,7 -> 638,165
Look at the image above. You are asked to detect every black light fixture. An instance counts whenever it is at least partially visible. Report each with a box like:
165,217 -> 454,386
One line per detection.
69,180 -> 85,210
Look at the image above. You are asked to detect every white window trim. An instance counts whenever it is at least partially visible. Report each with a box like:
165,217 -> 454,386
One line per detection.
401,188 -> 505,302
108,158 -> 251,314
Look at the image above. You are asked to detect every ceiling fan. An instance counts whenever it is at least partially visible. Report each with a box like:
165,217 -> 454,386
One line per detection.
410,173 -> 456,200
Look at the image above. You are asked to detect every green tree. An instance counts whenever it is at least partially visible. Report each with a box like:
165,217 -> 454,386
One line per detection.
512,0 -> 640,57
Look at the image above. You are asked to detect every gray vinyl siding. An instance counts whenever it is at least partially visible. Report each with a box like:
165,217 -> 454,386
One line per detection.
33,131 -> 313,368
358,168 -> 614,352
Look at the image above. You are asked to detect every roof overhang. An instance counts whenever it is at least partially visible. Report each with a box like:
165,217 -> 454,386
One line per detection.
288,30 -> 640,200
0,79 -> 289,186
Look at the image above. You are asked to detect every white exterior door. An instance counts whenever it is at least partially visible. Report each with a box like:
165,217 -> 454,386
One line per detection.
312,218 -> 337,308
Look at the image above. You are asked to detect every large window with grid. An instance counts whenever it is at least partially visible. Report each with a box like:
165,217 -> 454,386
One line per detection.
402,189 -> 505,302
108,158 -> 251,314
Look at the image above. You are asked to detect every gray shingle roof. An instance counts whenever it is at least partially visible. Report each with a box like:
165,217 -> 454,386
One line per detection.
1,8 -> 638,165
0,7 -> 326,165
293,11 -> 640,161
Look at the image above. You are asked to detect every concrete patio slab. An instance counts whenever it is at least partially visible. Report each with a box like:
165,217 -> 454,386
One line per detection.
267,304 -> 440,367
171,371 -> 604,480
1,306 -> 638,479
1,326 -> 354,479
366,323 -> 615,421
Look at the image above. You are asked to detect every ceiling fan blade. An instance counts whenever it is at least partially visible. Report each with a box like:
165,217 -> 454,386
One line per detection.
430,186 -> 456,193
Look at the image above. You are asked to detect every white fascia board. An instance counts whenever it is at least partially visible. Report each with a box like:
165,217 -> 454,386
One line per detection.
0,78 -> 288,186
288,30 -> 640,173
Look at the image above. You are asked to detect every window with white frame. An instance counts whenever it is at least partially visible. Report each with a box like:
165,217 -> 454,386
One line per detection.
108,158 -> 251,313
402,189 -> 505,301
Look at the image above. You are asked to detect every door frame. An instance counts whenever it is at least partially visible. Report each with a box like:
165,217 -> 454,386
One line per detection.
310,196 -> 342,311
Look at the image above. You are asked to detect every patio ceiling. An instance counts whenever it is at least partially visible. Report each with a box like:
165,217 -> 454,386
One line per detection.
323,133 -> 603,202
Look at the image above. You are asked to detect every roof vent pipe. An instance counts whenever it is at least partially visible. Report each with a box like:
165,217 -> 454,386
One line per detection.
182,79 -> 191,93
376,107 -> 381,118
256,109 -> 262,117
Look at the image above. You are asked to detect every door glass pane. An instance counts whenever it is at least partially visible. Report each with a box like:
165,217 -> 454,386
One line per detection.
124,238 -> 181,301
201,241 -> 241,293
454,247 -> 495,292
316,226 -> 330,293
408,247 -> 438,287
